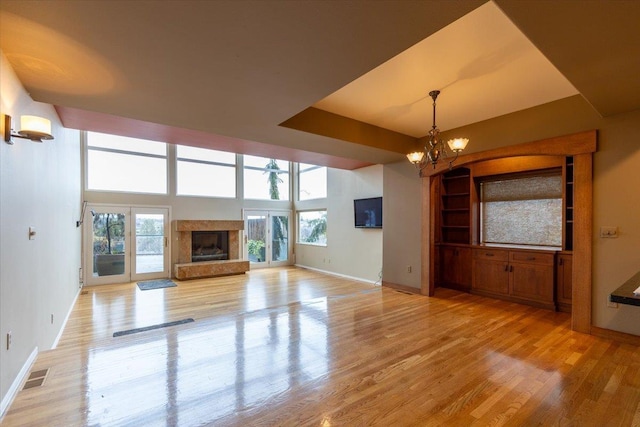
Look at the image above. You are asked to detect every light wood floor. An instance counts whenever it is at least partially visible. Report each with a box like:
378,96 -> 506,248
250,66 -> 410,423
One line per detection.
2,267 -> 640,426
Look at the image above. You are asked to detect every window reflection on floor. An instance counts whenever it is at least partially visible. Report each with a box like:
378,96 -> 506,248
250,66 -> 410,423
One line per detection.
87,296 -> 329,425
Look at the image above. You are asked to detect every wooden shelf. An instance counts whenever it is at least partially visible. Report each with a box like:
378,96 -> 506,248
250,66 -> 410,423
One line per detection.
440,167 -> 471,244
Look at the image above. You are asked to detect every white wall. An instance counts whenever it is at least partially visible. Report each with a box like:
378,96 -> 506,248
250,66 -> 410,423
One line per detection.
0,52 -> 82,411
295,165 -> 383,283
382,160 -> 422,288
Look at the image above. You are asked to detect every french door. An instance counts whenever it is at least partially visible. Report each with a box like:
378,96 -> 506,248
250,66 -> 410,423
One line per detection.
84,205 -> 170,285
243,210 -> 291,268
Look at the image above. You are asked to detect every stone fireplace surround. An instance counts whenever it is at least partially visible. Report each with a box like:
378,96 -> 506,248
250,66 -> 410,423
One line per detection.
174,220 -> 249,280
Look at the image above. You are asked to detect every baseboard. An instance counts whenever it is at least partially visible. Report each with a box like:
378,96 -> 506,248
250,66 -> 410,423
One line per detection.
294,264 -> 378,285
52,287 -> 81,349
381,281 -> 423,295
591,326 -> 640,346
0,346 -> 38,419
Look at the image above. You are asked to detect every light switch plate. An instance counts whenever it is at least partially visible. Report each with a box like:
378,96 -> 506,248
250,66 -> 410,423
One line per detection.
600,226 -> 618,238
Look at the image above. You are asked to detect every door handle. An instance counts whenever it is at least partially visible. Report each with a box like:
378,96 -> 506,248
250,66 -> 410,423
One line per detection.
164,237 -> 168,247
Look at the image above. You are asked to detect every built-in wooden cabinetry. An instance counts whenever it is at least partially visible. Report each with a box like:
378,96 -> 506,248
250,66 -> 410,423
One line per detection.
440,245 -> 472,291
436,156 -> 575,311
472,247 -> 556,310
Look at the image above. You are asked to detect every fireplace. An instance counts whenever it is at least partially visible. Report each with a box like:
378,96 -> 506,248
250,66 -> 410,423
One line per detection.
174,219 -> 249,280
191,231 -> 229,262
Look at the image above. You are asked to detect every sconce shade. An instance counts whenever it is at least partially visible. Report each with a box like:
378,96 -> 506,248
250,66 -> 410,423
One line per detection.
447,138 -> 469,152
3,114 -> 54,144
406,151 -> 425,164
19,115 -> 53,141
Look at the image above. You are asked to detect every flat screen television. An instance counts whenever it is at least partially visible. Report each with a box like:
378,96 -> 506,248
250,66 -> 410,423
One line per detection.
354,197 -> 382,228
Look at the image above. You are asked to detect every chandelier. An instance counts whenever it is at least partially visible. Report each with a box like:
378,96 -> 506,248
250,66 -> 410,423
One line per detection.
406,90 -> 468,173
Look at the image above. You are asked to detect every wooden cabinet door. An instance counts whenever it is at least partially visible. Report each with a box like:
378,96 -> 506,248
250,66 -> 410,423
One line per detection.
472,260 -> 509,296
510,262 -> 554,303
441,245 -> 472,291
472,248 -> 509,296
556,253 -> 573,307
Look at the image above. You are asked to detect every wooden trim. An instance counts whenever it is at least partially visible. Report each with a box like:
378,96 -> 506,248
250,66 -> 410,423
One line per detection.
175,220 -> 244,231
591,326 -> 640,346
572,153 -> 593,333
420,130 -> 596,178
421,177 -> 432,295
471,156 -> 563,177
381,281 -> 422,295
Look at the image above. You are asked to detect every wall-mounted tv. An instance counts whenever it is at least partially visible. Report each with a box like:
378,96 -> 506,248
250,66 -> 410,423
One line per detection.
354,197 -> 382,228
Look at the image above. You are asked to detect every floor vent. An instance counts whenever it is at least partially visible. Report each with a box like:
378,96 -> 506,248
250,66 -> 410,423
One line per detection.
395,290 -> 414,295
81,290 -> 89,295
23,368 -> 49,390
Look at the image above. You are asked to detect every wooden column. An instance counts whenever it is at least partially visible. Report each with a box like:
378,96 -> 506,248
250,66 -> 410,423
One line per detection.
572,153 -> 593,333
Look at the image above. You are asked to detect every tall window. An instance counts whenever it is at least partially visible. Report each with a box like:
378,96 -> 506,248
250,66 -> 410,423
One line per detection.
298,210 -> 327,245
299,163 -> 327,200
480,171 -> 562,247
243,155 -> 290,200
87,131 -> 167,194
177,146 -> 236,198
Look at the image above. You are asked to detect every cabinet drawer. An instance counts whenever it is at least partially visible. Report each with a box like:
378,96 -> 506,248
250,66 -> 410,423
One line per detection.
473,248 -> 508,261
509,251 -> 554,265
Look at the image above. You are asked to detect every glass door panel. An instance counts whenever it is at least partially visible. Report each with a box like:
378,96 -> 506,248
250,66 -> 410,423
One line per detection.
245,212 -> 268,268
270,213 -> 289,266
132,208 -> 170,280
86,206 -> 129,285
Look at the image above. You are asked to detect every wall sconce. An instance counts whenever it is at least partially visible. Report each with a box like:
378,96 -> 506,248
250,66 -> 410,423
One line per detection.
3,114 -> 54,144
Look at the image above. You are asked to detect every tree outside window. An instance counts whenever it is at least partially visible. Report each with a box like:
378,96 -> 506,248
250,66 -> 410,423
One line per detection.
298,210 -> 327,245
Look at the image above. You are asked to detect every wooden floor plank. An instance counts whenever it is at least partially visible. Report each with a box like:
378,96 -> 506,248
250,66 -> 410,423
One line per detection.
1,267 -> 639,426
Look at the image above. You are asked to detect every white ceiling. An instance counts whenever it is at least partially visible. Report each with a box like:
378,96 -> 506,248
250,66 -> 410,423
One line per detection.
314,2 -> 578,137
1,1 -> 639,169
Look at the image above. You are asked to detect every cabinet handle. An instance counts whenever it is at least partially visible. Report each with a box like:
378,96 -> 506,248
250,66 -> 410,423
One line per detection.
510,265 -> 514,272
526,256 -> 536,261
504,264 -> 509,272
559,258 -> 563,266
485,253 -> 494,257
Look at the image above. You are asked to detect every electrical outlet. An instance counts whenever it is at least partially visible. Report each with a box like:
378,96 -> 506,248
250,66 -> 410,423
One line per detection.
7,331 -> 11,350
407,265 -> 412,273
51,314 -> 54,324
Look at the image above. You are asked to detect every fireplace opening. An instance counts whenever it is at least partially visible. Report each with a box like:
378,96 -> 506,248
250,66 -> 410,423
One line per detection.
192,231 -> 229,262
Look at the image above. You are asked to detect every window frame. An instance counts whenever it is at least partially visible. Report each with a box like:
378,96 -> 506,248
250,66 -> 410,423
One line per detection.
176,145 -> 237,198
297,209 -> 327,247
85,131 -> 168,195
243,155 -> 291,201
478,169 -> 563,248
298,163 -> 327,201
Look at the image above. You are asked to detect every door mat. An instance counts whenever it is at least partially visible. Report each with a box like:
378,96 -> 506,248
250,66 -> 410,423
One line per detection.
113,318 -> 194,337
137,279 -> 177,291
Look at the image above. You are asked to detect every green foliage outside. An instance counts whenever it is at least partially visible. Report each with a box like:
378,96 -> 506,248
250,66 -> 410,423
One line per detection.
247,239 -> 265,261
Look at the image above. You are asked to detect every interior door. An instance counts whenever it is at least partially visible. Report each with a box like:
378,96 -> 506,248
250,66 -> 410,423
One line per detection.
244,210 -> 290,268
84,205 -> 170,285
